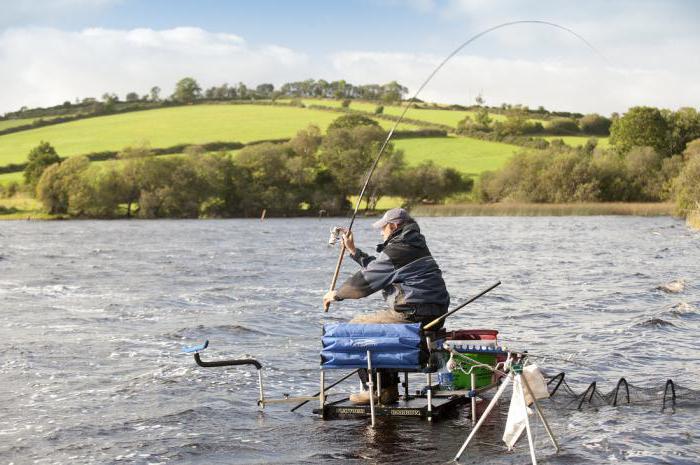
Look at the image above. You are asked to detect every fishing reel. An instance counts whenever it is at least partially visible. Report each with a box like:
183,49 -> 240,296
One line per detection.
328,226 -> 344,246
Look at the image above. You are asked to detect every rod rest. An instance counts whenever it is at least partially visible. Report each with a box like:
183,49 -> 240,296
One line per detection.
194,352 -> 262,370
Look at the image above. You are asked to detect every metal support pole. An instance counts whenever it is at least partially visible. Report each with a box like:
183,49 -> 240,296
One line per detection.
521,371 -> 560,452
367,350 -> 376,428
404,372 -> 409,400
320,371 -> 325,410
518,375 -> 538,465
257,369 -> 265,409
454,373 -> 513,461
470,371 -> 477,425
376,369 -> 382,404
426,372 -> 433,421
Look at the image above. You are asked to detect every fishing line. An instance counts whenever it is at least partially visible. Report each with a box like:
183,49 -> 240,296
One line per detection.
346,19 -> 607,231
326,20 -> 607,305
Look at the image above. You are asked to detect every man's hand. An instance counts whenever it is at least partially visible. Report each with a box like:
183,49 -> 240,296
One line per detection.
341,229 -> 356,255
323,290 -> 338,311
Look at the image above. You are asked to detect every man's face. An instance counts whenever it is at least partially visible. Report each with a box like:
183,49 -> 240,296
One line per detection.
381,223 -> 397,241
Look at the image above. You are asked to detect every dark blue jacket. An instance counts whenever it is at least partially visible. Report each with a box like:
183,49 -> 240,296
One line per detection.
335,222 -> 450,316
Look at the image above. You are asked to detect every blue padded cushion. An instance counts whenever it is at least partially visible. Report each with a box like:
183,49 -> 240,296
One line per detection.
321,323 -> 422,369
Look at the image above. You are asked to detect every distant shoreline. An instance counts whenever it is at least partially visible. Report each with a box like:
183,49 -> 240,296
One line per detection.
1,201 -> 682,221
411,202 -> 675,217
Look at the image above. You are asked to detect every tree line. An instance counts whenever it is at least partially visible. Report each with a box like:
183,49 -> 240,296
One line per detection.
3,78 -> 410,121
478,106 -> 700,217
18,114 -> 471,218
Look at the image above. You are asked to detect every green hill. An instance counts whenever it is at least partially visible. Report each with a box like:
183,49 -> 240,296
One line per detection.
394,136 -> 520,176
0,104 -> 420,166
543,135 -> 610,148
300,98 -> 509,126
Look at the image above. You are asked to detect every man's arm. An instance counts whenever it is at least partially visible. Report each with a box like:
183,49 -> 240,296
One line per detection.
342,229 -> 375,268
335,251 -> 396,300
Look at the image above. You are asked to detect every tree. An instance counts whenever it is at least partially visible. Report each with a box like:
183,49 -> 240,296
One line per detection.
398,161 -> 472,205
318,123 -> 395,212
172,77 -> 202,103
579,114 -> 612,135
125,92 -> 140,102
237,82 -> 248,99
256,83 -> 274,97
24,141 -> 61,188
381,81 -> 408,103
666,107 -> 700,156
674,153 -> 700,215
547,117 -> 580,135
327,114 -> 380,131
36,156 -> 90,214
118,145 -> 154,217
149,86 -> 161,102
610,106 -> 669,155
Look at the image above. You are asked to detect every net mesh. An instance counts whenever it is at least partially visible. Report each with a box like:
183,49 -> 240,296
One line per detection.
543,372 -> 700,410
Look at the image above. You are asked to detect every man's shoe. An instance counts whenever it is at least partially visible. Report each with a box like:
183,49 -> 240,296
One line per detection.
380,385 -> 400,405
349,390 -> 373,405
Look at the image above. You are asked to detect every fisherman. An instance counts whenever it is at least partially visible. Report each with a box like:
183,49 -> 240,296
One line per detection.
323,207 -> 450,404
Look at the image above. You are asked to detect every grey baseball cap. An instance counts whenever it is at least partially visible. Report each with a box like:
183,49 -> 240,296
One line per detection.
372,207 -> 411,229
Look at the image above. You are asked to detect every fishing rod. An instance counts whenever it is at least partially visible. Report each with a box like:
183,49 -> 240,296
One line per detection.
324,20 -> 606,312
423,281 -> 501,330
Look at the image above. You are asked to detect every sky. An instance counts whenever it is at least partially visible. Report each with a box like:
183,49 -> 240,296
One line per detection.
1,0 -> 699,115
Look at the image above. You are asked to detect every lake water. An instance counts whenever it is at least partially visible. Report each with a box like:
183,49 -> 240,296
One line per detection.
1,217 -> 699,464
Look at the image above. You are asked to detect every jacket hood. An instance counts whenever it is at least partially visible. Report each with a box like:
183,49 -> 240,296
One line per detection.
376,221 -> 425,252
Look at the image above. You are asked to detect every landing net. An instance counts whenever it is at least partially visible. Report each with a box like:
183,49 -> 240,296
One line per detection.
544,372 -> 700,410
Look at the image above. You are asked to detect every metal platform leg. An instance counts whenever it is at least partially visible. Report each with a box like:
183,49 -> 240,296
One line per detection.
320,370 -> 325,414
367,350 -> 376,428
470,371 -> 477,425
403,372 -> 409,400
426,372 -> 433,421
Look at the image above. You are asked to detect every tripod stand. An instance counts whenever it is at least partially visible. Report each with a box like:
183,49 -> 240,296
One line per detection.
454,359 -> 560,464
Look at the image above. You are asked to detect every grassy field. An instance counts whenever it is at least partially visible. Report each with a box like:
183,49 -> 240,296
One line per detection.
394,136 -> 520,176
544,135 -> 610,148
0,194 -> 54,219
0,171 -> 24,185
0,118 -> 37,131
0,104 -> 419,167
300,98 -> 509,127
412,202 -> 674,217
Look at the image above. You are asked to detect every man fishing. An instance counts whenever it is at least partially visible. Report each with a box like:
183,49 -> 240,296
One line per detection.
323,207 -> 450,404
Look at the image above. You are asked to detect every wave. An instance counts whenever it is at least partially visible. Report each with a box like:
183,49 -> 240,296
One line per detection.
633,317 -> 677,328
656,279 -> 686,293
171,324 -> 267,339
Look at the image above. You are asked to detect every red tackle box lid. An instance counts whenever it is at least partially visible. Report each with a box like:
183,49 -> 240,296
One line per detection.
445,329 -> 499,340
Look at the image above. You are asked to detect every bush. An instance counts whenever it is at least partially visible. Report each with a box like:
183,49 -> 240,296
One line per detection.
397,161 -> 473,205
479,144 -> 680,204
579,114 -> 611,135
24,141 -> 61,188
547,117 -> 580,135
327,113 -> 380,131
673,139 -> 700,216
374,105 -> 384,115
341,99 -> 351,108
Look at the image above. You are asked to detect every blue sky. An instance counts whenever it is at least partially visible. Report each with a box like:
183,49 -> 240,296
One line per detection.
1,0 -> 699,114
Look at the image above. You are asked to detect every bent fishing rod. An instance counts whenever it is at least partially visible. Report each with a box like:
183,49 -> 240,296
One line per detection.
324,20 -> 606,312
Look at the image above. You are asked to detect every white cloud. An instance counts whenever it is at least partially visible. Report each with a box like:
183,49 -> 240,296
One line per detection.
0,26 -> 310,113
1,22 -> 698,116
330,50 -> 700,114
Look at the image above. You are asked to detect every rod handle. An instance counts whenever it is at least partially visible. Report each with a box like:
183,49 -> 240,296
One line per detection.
324,243 -> 346,312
